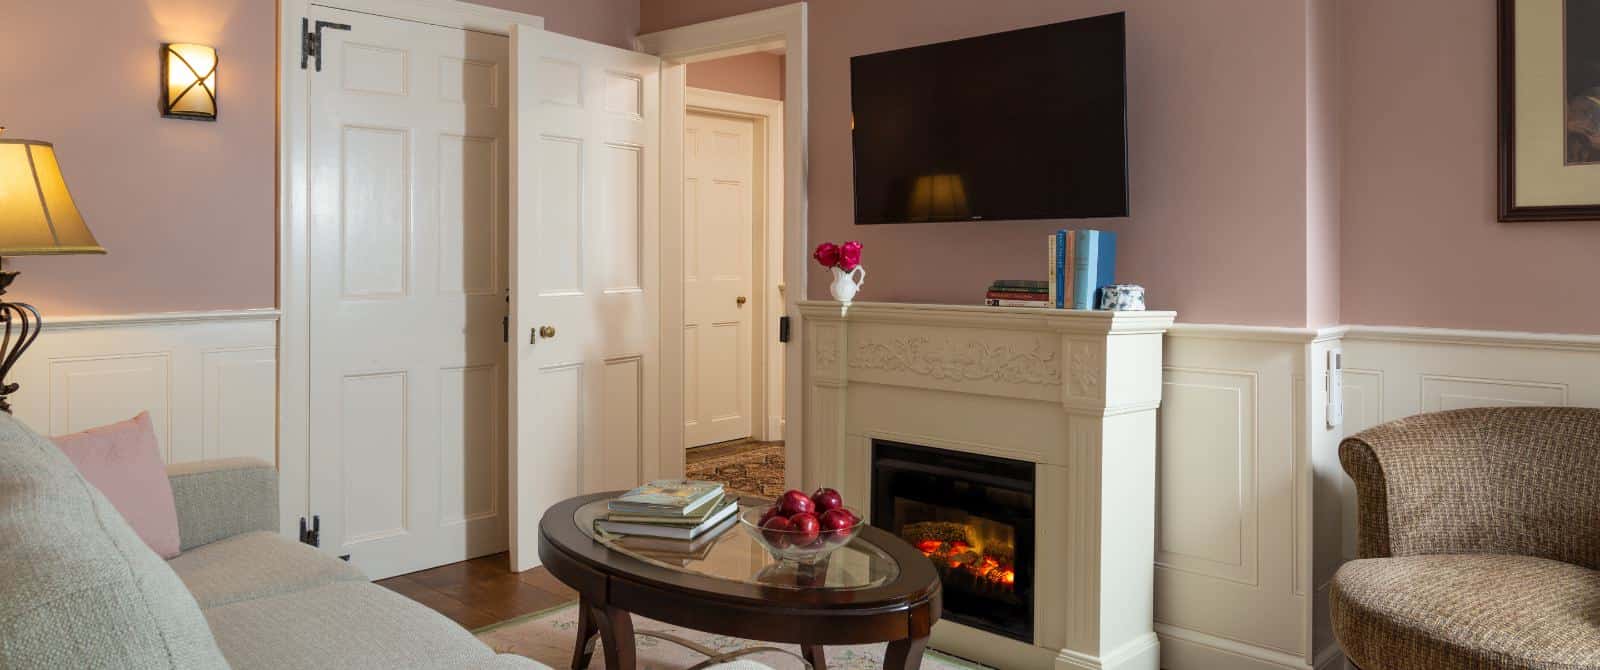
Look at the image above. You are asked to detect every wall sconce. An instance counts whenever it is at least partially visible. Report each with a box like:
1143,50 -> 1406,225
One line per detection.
162,43 -> 217,121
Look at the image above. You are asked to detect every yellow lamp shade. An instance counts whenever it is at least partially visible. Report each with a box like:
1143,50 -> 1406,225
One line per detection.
0,139 -> 105,256
163,43 -> 217,120
906,174 -> 972,221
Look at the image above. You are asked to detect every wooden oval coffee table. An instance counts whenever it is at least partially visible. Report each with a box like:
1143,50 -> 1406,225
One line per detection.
538,492 -> 942,670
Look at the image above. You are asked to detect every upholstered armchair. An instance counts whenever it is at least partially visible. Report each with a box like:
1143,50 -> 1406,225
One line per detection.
1330,407 -> 1600,669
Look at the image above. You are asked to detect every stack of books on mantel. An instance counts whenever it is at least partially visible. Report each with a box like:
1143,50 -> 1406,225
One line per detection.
594,479 -> 739,544
984,279 -> 1051,308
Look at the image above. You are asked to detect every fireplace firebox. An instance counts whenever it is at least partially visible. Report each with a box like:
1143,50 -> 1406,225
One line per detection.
871,439 -> 1035,642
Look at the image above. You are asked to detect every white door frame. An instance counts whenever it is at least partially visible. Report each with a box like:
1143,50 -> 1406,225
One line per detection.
276,0 -> 544,539
684,87 -> 785,443
637,3 -> 808,490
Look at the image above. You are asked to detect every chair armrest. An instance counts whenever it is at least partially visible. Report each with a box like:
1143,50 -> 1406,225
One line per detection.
167,458 -> 278,552
1338,437 -> 1392,558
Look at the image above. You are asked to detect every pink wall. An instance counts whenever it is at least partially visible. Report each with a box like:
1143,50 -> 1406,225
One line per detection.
689,53 -> 786,101
1339,0 -> 1600,334
1,0 -> 636,317
649,0 -> 1320,326
1,0 -> 276,316
1305,0 -> 1341,328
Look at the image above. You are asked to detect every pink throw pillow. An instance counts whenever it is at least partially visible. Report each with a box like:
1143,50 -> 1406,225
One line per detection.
52,412 -> 181,558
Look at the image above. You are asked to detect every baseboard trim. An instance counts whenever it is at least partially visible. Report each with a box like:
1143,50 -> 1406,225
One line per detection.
41,308 -> 281,331
1156,624 -> 1306,670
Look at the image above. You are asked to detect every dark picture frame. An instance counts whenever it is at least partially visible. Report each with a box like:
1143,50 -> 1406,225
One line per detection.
1499,0 -> 1600,221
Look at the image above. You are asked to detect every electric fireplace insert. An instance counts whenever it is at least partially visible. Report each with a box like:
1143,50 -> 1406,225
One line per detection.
871,439 -> 1035,642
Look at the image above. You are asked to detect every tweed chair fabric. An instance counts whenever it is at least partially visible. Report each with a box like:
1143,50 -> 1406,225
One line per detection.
1339,406 -> 1600,568
1331,554 -> 1600,669
1333,407 -> 1600,670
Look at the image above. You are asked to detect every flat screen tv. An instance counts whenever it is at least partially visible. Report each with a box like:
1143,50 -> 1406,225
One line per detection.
850,13 -> 1129,224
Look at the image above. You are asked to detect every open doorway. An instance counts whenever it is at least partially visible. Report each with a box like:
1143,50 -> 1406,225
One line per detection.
637,4 -> 808,496
680,53 -> 787,498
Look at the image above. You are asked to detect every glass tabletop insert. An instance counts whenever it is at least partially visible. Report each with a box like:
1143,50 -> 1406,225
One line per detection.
575,498 -> 901,591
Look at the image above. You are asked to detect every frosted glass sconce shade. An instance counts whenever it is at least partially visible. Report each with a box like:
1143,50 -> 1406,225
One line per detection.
163,43 -> 217,120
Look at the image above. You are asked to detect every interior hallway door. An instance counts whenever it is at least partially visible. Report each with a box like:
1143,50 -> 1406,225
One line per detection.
305,6 -> 510,580
682,110 -> 756,447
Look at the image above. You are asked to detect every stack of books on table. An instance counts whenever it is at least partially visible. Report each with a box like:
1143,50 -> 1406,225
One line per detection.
594,479 -> 739,546
984,279 -> 1051,308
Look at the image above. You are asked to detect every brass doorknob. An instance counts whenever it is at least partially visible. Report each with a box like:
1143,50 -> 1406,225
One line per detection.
538,325 -> 556,339
736,296 -> 747,306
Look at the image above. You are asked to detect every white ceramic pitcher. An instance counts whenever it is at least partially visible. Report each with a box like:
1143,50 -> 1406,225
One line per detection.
829,266 -> 866,304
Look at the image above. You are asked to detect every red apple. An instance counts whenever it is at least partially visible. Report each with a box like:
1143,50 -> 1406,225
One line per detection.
818,508 -> 855,540
777,489 -> 815,517
811,488 -> 844,514
761,515 -> 793,548
788,512 -> 821,546
757,505 -> 781,526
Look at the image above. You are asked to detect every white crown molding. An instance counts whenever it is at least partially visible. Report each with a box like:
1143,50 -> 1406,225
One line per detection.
40,309 -> 281,332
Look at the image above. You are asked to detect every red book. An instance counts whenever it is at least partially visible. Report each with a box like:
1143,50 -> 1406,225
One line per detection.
987,290 -> 1049,300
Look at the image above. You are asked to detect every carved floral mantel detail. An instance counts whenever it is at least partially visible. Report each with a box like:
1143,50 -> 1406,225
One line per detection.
849,335 -> 1062,386
1068,342 -> 1104,397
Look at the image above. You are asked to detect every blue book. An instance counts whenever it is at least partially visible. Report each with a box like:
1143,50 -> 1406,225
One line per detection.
1071,230 -> 1117,309
1053,231 -> 1067,308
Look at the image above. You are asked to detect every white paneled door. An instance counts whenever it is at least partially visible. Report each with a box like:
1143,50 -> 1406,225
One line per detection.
307,7 -> 510,579
508,27 -> 660,571
683,111 -> 756,447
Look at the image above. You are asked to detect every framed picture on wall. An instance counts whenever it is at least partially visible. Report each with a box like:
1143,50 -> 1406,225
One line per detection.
1499,0 -> 1600,221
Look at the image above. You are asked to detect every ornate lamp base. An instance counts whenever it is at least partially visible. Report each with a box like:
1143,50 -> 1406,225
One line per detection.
0,270 -> 41,414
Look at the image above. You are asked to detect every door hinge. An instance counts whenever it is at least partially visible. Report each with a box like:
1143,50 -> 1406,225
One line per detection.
298,515 -> 321,547
300,18 -> 352,72
778,316 -> 791,343
502,315 -> 509,343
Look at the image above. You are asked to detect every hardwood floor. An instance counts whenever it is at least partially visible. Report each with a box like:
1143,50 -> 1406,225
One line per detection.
377,552 -> 576,630
382,441 -> 783,631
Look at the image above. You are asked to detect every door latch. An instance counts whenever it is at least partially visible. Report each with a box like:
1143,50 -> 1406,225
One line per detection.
298,515 -> 321,547
301,18 -> 352,71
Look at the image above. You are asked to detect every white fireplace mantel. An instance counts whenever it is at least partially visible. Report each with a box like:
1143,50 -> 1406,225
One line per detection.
798,301 -> 1175,670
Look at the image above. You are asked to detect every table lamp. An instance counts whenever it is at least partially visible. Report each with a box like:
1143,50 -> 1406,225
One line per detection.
0,129 -> 106,413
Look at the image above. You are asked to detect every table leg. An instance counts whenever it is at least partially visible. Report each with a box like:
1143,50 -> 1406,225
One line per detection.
801,643 -> 827,670
589,603 -> 637,670
570,597 -> 599,669
883,636 -> 928,670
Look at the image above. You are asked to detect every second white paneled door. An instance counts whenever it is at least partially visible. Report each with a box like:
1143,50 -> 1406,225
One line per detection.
507,27 -> 661,571
306,7 -> 510,579
682,111 -> 757,447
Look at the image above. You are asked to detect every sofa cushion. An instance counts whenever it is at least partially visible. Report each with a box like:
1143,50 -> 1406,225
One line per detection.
169,531 -> 367,608
53,411 -> 182,558
0,413 -> 228,669
203,580 -> 536,669
1331,554 -> 1600,670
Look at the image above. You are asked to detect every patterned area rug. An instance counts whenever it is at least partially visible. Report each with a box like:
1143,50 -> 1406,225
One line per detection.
476,602 -> 989,670
685,443 -> 786,498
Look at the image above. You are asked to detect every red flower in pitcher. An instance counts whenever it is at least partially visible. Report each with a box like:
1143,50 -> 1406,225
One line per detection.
813,242 -> 841,268
839,241 -> 863,271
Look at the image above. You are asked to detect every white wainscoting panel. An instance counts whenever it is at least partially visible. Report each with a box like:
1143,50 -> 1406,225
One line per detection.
9,310 -> 280,473
1154,324 -> 1349,670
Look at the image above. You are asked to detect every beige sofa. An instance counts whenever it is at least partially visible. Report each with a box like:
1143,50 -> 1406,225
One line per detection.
0,413 -> 544,670
1330,407 -> 1600,669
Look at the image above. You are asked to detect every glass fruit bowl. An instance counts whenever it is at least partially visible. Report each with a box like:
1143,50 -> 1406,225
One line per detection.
738,506 -> 866,564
